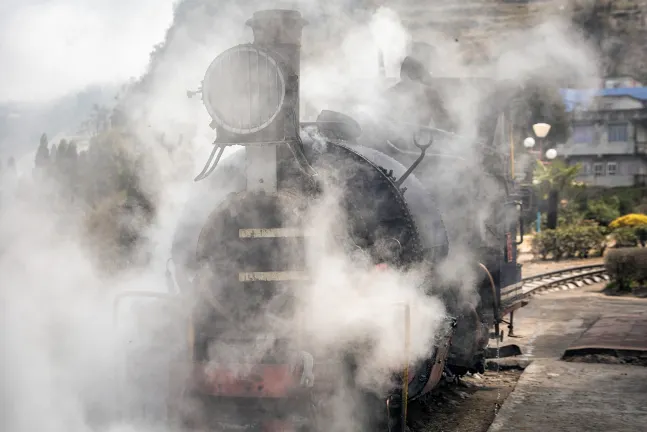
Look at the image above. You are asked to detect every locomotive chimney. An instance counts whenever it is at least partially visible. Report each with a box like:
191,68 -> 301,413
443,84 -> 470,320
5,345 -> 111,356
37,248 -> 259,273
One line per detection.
246,9 -> 307,122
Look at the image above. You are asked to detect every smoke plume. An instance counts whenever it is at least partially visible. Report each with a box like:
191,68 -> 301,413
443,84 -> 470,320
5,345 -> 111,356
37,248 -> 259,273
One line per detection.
1,1 -> 601,432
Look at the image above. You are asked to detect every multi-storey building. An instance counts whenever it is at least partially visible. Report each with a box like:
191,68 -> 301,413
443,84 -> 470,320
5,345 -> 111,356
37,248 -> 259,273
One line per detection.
557,80 -> 647,187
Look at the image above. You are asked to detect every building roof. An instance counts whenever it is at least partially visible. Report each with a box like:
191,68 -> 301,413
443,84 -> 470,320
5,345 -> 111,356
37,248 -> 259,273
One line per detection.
560,87 -> 647,112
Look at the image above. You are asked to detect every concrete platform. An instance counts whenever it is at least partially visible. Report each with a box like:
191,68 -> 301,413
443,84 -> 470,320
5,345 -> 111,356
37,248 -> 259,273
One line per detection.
488,359 -> 647,432
563,313 -> 647,357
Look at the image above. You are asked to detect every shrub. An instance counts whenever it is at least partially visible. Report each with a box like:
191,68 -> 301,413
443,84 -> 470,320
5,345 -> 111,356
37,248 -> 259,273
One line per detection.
634,199 -> 647,215
636,226 -> 647,247
604,248 -> 647,292
531,224 -> 606,260
609,213 -> 647,229
586,197 -> 620,226
558,201 -> 585,226
531,229 -> 557,260
612,227 -> 639,248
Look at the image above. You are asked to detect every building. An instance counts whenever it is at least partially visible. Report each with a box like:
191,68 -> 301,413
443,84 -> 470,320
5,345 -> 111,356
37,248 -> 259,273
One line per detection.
557,83 -> 647,187
603,75 -> 644,89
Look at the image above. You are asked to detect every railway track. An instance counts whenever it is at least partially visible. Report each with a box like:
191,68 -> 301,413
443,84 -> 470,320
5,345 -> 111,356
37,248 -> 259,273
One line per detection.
497,263 -> 609,340
521,264 -> 609,297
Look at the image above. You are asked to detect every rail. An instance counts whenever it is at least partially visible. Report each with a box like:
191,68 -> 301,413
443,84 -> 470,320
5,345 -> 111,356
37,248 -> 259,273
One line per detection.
498,264 -> 608,338
521,264 -> 607,296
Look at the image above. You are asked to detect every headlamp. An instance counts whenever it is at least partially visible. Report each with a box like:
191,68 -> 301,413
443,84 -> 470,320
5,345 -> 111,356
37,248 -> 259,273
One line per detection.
202,44 -> 287,135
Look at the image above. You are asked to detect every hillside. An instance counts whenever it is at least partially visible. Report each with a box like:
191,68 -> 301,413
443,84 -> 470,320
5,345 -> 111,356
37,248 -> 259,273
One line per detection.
3,0 -> 647,160
0,84 -> 119,159
376,0 -> 647,82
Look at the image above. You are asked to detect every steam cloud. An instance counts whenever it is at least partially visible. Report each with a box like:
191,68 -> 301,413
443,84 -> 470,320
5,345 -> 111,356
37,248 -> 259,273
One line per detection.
1,1 -> 600,431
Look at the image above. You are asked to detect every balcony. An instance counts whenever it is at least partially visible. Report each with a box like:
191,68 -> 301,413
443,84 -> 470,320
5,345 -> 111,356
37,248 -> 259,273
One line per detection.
557,140 -> 636,157
578,173 -> 637,188
572,109 -> 647,122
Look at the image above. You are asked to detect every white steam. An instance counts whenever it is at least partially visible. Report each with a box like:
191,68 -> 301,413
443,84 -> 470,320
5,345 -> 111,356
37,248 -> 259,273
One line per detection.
1,1 -> 601,432
0,0 -> 176,103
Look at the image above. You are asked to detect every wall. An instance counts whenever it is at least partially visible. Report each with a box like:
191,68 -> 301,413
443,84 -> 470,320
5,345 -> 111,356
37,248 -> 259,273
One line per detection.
567,154 -> 647,187
591,95 -> 644,111
557,121 -> 636,156
637,122 -> 647,142
559,96 -> 647,158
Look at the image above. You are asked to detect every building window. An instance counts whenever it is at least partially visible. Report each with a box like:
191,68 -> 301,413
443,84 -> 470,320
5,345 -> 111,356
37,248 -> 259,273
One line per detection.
573,125 -> 594,143
593,162 -> 605,176
608,123 -> 628,142
607,162 -> 617,176
580,162 -> 590,175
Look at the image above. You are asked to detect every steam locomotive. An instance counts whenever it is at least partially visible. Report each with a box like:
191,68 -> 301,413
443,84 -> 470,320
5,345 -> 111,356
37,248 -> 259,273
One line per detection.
114,9 -> 528,432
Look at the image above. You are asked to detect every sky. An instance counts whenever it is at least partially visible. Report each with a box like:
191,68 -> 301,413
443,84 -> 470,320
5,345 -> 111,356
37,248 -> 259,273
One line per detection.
0,0 -> 177,104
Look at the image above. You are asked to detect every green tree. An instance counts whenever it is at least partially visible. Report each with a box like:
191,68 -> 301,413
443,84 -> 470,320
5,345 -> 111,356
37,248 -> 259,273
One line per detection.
35,133 -> 50,168
81,104 -> 111,137
522,80 -> 570,145
586,197 -> 621,226
534,159 -> 581,229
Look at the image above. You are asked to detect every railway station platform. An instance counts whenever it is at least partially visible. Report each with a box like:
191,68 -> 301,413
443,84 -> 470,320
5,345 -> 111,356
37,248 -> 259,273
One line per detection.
488,313 -> 647,432
562,312 -> 647,360
487,359 -> 647,432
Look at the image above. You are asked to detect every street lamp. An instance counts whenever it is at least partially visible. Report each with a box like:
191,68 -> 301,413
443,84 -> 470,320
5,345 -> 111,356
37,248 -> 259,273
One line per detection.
545,148 -> 557,160
532,122 -> 551,139
524,123 -> 557,233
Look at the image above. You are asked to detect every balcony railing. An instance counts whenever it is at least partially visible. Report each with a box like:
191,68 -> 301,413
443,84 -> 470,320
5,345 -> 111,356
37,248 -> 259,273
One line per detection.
557,140 -> 636,157
572,109 -> 647,122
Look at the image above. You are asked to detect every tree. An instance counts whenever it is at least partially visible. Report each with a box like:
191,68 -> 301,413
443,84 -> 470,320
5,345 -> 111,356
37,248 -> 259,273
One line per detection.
80,104 -> 111,137
35,133 -> 50,168
534,159 -> 581,229
587,197 -> 621,226
523,81 -> 570,146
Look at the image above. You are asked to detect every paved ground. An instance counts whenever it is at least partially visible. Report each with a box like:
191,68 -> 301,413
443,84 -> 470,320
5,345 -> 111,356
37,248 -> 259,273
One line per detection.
488,359 -> 647,432
487,284 -> 647,432
564,312 -> 647,355
509,283 -> 647,361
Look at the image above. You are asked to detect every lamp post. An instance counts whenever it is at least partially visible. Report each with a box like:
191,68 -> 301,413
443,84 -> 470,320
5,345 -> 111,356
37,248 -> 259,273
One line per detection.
532,122 -> 552,159
524,123 -> 557,233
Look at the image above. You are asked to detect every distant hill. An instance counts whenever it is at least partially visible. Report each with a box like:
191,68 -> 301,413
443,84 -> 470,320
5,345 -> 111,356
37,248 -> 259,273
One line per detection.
0,84 -> 120,160
4,0 -> 647,162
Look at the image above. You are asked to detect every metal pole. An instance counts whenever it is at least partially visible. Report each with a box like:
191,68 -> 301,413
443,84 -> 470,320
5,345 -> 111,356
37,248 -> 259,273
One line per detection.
536,137 -> 543,233
401,303 -> 411,432
509,114 -> 515,179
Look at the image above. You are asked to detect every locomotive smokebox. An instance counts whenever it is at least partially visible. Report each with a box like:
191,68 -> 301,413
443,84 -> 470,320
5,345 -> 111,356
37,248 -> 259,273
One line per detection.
246,9 -> 307,122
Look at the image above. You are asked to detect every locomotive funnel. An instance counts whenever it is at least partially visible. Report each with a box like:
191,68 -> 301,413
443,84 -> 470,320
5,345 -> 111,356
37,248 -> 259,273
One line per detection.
246,9 -> 307,121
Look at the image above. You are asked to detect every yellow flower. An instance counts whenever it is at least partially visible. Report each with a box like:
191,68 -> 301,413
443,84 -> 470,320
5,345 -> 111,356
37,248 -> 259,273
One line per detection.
609,213 -> 647,229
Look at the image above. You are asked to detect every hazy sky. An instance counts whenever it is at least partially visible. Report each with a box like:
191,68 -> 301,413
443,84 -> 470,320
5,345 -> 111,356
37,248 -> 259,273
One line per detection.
0,0 -> 177,104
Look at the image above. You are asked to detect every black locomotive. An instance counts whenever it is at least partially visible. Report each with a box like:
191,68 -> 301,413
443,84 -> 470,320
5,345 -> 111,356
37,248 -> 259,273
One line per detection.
115,9 -> 527,432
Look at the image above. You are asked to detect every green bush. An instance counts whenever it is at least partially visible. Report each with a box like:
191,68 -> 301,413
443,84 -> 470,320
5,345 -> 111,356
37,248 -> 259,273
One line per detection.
612,227 -> 639,248
558,201 -> 585,226
636,226 -> 647,247
586,197 -> 620,226
604,248 -> 647,292
531,224 -> 606,260
532,229 -> 557,260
